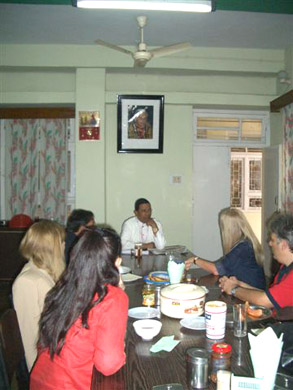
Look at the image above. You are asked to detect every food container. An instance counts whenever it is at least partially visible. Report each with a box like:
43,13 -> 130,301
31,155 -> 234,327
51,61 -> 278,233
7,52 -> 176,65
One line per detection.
142,284 -> 155,306
186,347 -> 209,389
160,283 -> 206,319
211,343 -> 232,383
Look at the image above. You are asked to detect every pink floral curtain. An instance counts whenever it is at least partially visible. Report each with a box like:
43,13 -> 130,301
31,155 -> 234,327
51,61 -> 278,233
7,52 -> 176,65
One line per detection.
5,119 -> 68,223
282,103 -> 293,213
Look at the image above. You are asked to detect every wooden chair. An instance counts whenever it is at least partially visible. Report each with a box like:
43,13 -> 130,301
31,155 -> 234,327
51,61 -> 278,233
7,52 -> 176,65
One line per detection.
0,308 -> 29,390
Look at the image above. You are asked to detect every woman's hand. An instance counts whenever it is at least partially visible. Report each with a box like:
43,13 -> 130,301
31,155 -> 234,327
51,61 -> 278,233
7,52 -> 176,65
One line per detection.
219,276 -> 239,295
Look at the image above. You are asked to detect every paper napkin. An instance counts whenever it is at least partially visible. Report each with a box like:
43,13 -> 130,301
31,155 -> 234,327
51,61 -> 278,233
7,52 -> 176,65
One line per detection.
122,273 -> 142,282
248,327 -> 283,390
150,335 -> 180,353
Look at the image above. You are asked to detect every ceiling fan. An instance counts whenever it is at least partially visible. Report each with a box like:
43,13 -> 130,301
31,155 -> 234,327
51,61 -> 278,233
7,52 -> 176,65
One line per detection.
95,16 -> 191,67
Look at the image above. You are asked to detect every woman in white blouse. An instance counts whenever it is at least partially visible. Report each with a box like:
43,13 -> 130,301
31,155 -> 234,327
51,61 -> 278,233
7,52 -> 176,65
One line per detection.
12,220 -> 65,371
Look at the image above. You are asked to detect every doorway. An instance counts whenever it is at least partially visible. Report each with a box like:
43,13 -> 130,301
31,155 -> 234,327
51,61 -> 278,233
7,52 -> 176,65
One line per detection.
192,145 -> 263,260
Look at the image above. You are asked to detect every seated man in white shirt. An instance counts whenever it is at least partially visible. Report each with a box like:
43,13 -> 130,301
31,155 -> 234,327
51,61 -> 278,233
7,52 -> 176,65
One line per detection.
121,198 -> 166,251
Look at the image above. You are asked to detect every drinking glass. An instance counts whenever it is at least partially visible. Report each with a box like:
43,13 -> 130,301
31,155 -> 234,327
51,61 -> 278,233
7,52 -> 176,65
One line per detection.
233,303 -> 247,337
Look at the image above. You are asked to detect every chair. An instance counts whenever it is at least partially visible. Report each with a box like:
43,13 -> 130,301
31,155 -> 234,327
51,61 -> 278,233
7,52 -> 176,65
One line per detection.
0,309 -> 29,390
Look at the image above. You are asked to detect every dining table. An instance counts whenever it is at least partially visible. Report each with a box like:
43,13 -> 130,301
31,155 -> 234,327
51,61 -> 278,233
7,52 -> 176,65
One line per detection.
91,251 -> 271,390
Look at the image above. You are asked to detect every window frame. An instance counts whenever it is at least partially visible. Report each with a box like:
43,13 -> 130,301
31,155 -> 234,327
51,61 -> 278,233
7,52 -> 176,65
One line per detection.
193,109 -> 270,147
231,151 -> 262,212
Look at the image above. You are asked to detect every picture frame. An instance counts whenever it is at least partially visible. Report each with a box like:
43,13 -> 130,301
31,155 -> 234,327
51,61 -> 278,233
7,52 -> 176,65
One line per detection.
78,111 -> 100,141
117,95 -> 164,153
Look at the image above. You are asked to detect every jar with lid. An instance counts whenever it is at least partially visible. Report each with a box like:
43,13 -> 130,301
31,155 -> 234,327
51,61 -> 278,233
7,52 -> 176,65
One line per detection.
186,347 -> 208,389
154,286 -> 161,307
185,273 -> 192,283
142,284 -> 155,307
210,342 -> 232,383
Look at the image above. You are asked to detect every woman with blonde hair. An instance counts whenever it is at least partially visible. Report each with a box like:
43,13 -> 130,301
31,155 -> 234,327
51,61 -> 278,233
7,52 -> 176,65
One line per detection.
185,208 -> 266,289
13,220 -> 65,371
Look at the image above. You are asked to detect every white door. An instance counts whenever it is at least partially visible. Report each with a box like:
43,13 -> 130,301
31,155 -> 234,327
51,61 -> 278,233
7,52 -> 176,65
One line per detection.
192,145 -> 231,260
262,144 -> 282,277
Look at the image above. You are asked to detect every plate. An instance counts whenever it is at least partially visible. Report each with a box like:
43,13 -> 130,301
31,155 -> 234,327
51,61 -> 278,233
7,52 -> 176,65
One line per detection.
128,307 -> 160,319
226,305 -> 272,323
144,271 -> 170,285
149,248 -> 165,255
122,273 -> 142,282
119,266 -> 131,274
180,316 -> 206,330
149,245 -> 188,255
247,305 -> 272,321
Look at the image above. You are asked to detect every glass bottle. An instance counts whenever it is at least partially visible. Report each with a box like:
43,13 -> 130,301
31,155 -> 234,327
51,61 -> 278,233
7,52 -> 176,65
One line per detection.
142,284 -> 155,307
210,342 -> 232,383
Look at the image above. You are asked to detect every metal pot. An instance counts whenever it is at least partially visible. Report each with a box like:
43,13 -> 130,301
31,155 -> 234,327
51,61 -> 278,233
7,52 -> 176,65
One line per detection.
160,283 -> 206,319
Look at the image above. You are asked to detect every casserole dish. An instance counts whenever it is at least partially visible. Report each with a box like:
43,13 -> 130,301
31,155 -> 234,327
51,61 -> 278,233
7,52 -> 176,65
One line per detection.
160,283 -> 206,319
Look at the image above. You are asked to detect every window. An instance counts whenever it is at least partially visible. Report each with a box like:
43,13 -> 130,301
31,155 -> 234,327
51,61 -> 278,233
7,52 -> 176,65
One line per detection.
231,150 -> 262,211
0,119 -> 75,222
194,110 -> 269,147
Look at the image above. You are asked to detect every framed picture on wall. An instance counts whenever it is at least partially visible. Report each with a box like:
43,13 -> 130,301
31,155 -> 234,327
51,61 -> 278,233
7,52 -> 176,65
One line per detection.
117,95 -> 164,153
78,111 -> 100,141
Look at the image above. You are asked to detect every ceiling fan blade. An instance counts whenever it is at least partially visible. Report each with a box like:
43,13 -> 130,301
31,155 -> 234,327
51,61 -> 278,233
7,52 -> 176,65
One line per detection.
95,39 -> 133,56
150,42 -> 191,58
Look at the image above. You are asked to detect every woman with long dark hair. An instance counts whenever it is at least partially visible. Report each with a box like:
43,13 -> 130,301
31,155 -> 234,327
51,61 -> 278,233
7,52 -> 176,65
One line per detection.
30,228 -> 128,389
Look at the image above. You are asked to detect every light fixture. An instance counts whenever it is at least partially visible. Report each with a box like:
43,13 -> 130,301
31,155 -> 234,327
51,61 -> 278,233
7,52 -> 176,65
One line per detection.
73,0 -> 215,13
277,70 -> 291,85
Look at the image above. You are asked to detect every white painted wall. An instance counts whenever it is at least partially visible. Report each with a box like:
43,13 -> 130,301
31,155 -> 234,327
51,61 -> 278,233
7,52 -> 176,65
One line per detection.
75,68 -> 106,221
244,212 -> 262,243
105,103 -> 193,248
0,43 -> 289,246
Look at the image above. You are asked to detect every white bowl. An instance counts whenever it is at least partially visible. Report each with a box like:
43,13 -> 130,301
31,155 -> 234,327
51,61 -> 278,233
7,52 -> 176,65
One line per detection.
133,319 -> 162,340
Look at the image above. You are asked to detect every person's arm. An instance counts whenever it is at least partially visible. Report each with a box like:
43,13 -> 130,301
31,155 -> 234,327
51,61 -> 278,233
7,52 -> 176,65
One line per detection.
185,256 -> 218,275
142,242 -> 155,249
219,276 -> 273,308
222,276 -> 262,290
13,275 -> 51,371
94,289 -> 129,376
146,219 -> 166,250
121,219 -> 136,250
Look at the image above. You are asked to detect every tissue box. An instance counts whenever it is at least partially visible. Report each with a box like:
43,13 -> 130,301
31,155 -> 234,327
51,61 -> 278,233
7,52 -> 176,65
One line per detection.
231,374 -> 264,390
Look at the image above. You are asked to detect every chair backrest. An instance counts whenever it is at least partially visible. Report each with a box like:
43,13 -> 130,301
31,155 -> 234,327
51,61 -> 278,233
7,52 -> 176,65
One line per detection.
0,308 -> 29,389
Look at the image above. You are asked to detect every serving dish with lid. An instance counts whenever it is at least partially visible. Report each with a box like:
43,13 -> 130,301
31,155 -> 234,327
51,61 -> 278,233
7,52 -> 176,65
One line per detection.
160,283 -> 207,319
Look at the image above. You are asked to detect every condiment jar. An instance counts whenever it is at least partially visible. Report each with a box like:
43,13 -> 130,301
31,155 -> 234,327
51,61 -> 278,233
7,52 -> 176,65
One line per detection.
154,286 -> 161,307
134,243 -> 142,259
142,284 -> 155,306
186,347 -> 208,389
210,342 -> 232,383
217,370 -> 231,390
185,273 -> 192,283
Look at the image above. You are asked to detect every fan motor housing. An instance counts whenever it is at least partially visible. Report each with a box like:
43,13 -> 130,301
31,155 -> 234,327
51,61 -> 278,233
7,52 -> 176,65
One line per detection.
133,51 -> 153,62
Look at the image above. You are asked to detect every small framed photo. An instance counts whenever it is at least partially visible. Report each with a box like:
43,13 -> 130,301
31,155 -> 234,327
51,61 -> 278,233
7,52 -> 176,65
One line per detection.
79,111 -> 100,141
117,95 -> 164,153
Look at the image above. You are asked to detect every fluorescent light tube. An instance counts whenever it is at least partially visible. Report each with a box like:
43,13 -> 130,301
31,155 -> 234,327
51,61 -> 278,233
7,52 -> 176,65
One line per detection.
74,0 -> 214,13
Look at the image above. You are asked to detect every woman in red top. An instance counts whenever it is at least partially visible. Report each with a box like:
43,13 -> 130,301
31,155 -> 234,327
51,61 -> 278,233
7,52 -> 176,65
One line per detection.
30,228 -> 129,390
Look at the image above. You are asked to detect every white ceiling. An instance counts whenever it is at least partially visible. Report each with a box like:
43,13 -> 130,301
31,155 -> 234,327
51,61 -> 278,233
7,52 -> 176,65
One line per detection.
0,4 -> 293,50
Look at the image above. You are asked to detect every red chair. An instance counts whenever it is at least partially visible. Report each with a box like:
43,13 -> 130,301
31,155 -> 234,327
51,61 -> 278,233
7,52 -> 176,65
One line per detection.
9,214 -> 33,229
